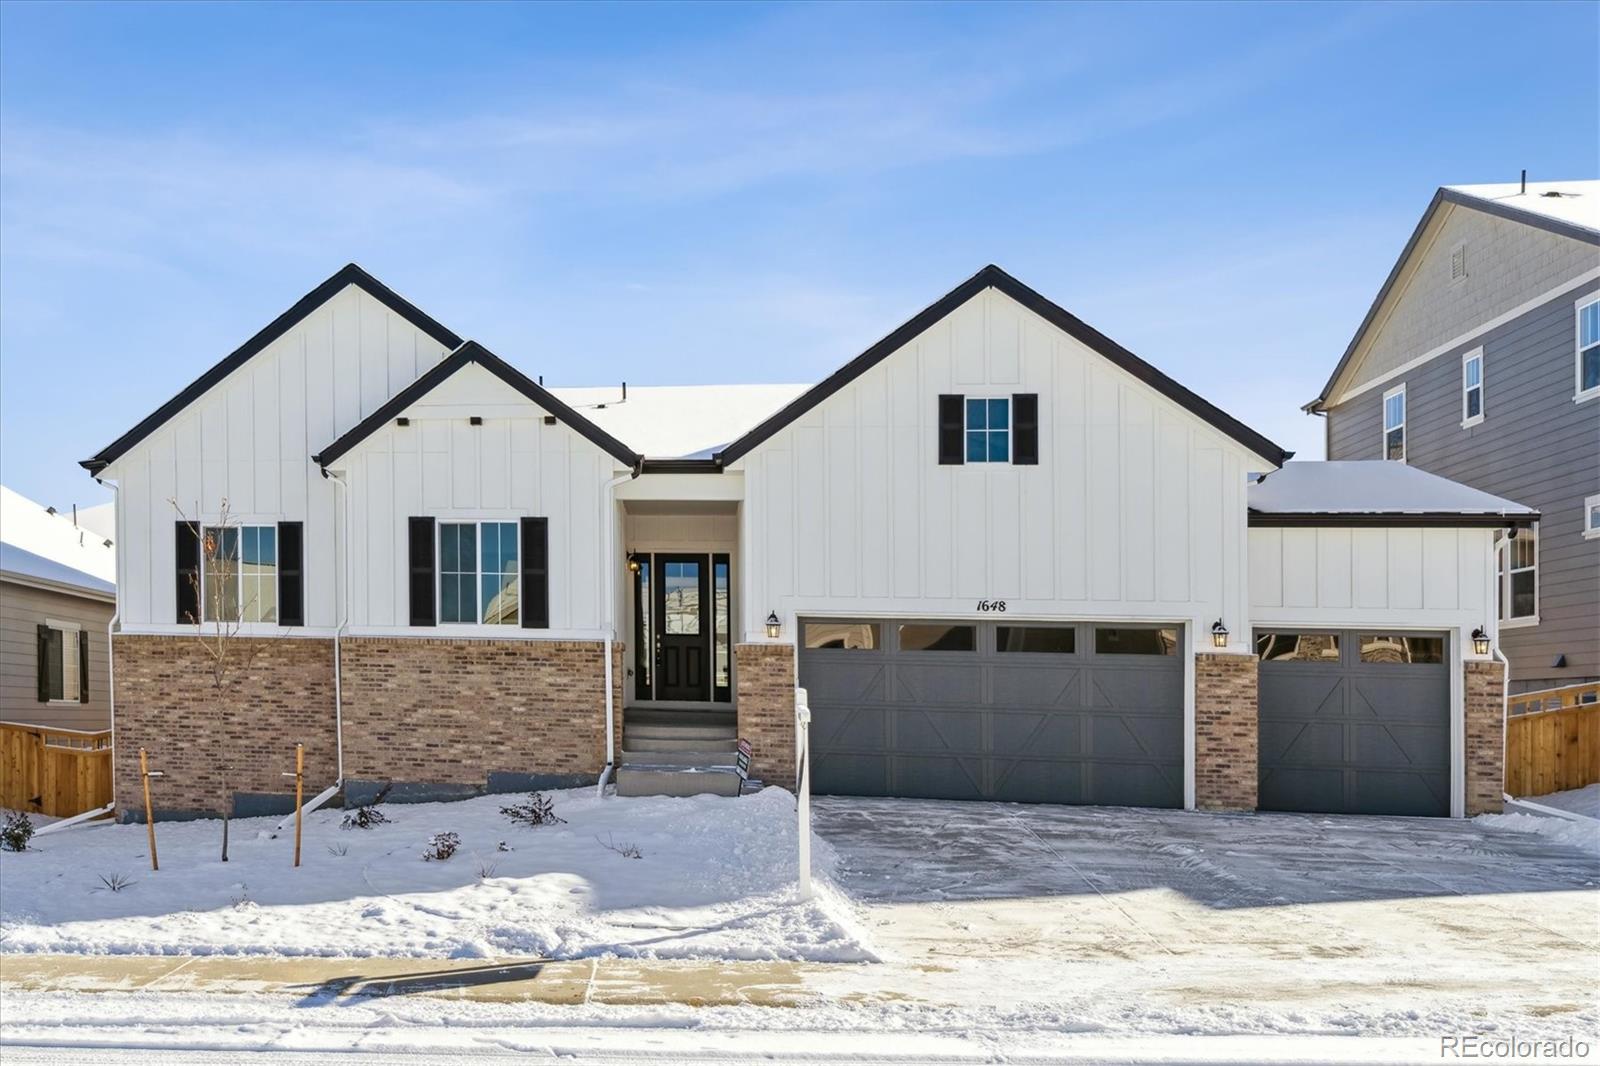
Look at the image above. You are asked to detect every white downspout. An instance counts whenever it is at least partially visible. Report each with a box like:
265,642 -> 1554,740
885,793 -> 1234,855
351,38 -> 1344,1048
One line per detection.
596,467 -> 637,797
274,469 -> 348,832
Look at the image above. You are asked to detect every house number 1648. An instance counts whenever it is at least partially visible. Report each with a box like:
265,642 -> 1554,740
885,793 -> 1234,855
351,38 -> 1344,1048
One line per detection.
975,600 -> 1007,612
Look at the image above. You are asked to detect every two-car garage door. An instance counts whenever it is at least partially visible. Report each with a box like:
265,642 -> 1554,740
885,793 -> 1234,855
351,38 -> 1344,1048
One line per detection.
799,619 -> 1185,808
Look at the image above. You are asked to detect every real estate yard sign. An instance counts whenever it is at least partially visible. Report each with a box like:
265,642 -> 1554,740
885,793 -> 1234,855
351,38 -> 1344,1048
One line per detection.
735,738 -> 752,782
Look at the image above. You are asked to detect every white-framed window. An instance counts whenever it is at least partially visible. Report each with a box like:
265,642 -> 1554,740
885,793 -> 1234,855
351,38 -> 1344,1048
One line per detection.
438,520 -> 519,625
1382,384 -> 1406,461
1578,295 -> 1600,401
202,525 -> 277,623
965,397 -> 1011,463
1584,493 -> 1600,540
1461,348 -> 1484,427
1497,525 -> 1538,625
38,621 -> 81,702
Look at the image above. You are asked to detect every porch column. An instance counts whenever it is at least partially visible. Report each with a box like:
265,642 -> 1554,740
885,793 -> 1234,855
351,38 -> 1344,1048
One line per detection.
735,643 -> 797,789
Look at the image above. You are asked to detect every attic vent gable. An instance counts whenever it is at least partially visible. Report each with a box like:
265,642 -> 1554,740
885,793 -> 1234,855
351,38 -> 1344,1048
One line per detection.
1449,243 -> 1468,282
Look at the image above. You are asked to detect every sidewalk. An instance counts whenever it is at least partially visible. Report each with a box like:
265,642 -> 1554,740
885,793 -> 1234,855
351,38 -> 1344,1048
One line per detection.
0,952 -> 834,1008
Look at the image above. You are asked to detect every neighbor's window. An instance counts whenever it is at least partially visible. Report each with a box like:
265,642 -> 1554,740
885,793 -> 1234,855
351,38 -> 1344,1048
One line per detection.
202,525 -> 277,623
1578,296 -> 1600,398
1095,627 -> 1179,655
1382,384 -> 1406,461
1358,635 -> 1445,664
439,521 -> 519,625
1498,526 -> 1538,623
996,626 -> 1076,654
1461,349 -> 1484,426
966,398 -> 1010,463
38,623 -> 81,702
803,621 -> 880,650
898,623 -> 976,652
1255,632 -> 1340,662
1585,494 -> 1600,540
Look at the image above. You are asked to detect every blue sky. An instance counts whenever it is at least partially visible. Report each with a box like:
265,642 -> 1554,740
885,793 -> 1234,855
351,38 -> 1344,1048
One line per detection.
2,1 -> 1596,508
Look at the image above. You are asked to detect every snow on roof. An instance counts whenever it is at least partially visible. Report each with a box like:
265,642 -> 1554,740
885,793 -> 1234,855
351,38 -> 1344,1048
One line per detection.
0,542 -> 115,598
1446,180 -> 1600,235
73,502 -> 117,542
0,485 -> 117,589
1248,461 -> 1538,519
548,383 -> 811,459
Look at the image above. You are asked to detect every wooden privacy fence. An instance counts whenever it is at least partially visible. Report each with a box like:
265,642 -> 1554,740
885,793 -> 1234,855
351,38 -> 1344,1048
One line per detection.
0,721 -> 113,817
1504,686 -> 1600,798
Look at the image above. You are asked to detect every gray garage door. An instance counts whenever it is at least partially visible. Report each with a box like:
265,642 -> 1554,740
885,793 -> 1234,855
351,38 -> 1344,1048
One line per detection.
1257,630 -> 1451,817
798,619 -> 1184,808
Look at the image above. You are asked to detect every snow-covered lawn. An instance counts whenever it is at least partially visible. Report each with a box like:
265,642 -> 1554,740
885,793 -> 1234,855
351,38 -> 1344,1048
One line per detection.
0,788 -> 873,962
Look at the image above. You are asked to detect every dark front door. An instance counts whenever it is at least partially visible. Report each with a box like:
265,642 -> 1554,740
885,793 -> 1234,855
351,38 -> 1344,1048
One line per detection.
654,555 -> 710,701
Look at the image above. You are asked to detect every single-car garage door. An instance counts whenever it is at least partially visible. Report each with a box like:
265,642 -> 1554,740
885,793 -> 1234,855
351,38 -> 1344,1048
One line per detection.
799,619 -> 1184,808
1257,630 -> 1450,817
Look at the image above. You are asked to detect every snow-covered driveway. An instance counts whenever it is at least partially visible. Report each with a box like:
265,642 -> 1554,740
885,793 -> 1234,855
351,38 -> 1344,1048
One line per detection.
812,798 -> 1600,1033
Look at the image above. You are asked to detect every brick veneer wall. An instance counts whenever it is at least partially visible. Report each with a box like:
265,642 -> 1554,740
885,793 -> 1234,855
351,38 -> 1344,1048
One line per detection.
1464,658 -> 1505,816
111,634 -> 337,820
1194,652 -> 1259,811
340,637 -> 622,800
735,643 -> 796,789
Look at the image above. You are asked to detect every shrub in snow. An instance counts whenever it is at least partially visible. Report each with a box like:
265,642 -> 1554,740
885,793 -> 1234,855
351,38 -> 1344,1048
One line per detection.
496,841 -> 512,852
326,842 -> 349,857
1,811 -> 34,852
96,872 -> 134,893
597,833 -> 642,860
474,856 -> 499,879
341,806 -> 389,831
422,832 -> 460,862
500,792 -> 566,828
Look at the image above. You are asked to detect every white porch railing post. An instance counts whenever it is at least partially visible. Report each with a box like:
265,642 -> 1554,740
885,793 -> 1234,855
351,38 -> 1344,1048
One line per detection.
795,685 -> 812,901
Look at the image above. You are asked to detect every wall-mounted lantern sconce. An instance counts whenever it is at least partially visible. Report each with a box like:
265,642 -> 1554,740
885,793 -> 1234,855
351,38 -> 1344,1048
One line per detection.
1471,627 -> 1490,656
1210,619 -> 1229,649
765,611 -> 782,640
626,552 -> 641,574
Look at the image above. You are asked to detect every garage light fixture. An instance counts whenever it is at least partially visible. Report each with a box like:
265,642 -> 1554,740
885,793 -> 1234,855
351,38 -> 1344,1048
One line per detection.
1210,619 -> 1229,649
1471,627 -> 1490,656
765,611 -> 782,640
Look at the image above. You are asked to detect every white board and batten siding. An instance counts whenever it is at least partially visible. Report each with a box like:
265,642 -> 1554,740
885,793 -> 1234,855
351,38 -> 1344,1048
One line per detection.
1248,526 -> 1498,649
102,284 -> 454,632
328,363 -> 613,637
735,286 -> 1271,648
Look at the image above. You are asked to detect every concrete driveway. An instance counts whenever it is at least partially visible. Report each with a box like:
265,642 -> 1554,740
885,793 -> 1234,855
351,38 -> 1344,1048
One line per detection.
812,797 -> 1600,1033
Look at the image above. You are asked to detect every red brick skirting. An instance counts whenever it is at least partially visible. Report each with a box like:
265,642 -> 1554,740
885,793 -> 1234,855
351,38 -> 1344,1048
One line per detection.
111,634 -> 337,819
1464,659 -> 1505,816
735,643 -> 796,789
1194,652 -> 1258,811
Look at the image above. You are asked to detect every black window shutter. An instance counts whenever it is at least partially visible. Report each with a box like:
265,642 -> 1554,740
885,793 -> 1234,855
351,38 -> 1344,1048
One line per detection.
175,521 -> 201,623
938,394 -> 965,465
521,517 -> 549,629
408,517 -> 436,627
36,624 -> 51,702
79,631 -> 90,703
1013,393 -> 1040,465
278,521 -> 304,626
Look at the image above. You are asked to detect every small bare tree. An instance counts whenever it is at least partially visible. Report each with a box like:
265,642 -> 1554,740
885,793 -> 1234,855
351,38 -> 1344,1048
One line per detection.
171,498 -> 265,861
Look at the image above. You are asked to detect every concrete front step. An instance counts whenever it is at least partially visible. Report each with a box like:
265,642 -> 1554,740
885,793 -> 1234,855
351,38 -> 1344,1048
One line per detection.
623,733 -> 737,752
615,765 -> 743,798
620,748 -> 738,767
624,722 -> 737,742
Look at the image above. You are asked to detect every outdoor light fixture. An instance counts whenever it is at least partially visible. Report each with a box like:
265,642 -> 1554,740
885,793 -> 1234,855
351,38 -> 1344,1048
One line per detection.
1471,627 -> 1490,656
626,553 -> 641,574
1210,619 -> 1229,649
765,611 -> 782,639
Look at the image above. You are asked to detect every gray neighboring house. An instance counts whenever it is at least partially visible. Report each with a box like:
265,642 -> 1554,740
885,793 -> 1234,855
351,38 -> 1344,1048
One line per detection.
1306,179 -> 1600,696
0,487 -> 115,731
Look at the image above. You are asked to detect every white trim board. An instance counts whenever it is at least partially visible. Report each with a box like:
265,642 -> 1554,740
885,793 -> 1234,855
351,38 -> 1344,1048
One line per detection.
1332,267 -> 1600,406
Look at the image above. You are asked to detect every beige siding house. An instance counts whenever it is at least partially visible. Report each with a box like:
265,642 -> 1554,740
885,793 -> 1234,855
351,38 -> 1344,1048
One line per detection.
0,487 -> 116,731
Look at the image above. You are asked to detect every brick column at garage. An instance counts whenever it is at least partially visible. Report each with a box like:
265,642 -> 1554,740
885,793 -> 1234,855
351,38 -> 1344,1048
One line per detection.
1464,659 -> 1505,816
735,643 -> 796,789
1194,651 -> 1259,811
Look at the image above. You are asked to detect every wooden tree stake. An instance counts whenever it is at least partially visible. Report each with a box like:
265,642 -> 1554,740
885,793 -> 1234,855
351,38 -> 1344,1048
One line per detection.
292,743 -> 304,868
139,747 -> 159,871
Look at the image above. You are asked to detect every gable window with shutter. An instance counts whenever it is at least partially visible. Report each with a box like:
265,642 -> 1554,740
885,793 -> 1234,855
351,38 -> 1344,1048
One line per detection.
408,516 -> 549,629
937,393 -> 1039,466
36,622 -> 88,704
176,520 -> 303,625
